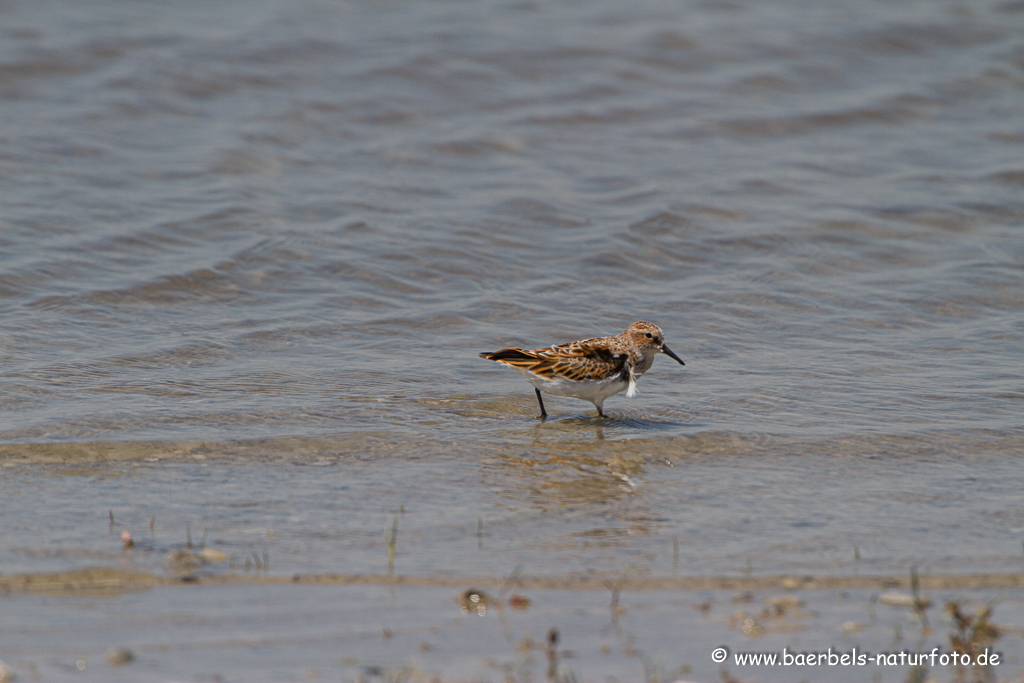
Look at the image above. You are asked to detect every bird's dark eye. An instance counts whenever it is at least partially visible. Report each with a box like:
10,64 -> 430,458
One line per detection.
645,332 -> 653,339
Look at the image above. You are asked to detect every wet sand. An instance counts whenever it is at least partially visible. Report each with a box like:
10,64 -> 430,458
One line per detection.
6,565 -> 1024,597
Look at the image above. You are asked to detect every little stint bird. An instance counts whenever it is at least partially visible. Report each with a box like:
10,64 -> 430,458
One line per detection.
480,321 -> 685,418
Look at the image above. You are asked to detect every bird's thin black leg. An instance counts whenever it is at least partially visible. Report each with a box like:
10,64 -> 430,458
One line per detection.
535,389 -> 547,420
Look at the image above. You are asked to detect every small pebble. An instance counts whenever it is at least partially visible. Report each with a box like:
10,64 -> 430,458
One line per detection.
841,620 -> 864,634
105,647 -> 134,666
198,548 -> 229,563
878,591 -> 915,606
508,593 -> 531,610
765,595 -> 802,611
878,591 -> 929,608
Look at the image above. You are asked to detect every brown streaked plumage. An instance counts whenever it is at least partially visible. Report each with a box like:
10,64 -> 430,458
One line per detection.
480,321 -> 685,418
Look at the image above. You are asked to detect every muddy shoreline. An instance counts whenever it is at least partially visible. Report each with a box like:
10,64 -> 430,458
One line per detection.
5,565 -> 1023,597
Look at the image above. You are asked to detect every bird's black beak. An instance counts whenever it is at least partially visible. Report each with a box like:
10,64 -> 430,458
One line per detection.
661,344 -> 685,365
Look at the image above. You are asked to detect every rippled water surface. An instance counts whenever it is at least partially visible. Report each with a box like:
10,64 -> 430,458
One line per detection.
2,0 -> 1023,679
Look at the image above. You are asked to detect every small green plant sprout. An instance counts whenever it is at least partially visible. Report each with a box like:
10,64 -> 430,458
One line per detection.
909,565 -> 931,632
385,510 -> 400,574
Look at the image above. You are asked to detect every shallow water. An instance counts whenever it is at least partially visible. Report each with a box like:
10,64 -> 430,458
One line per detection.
2,0 -> 1024,679
2,440 -> 1024,581
2,582 -> 1023,682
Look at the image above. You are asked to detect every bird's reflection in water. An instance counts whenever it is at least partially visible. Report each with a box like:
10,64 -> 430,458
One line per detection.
490,444 -> 660,550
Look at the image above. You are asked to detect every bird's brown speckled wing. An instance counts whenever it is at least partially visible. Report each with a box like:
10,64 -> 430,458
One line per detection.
480,337 -> 629,382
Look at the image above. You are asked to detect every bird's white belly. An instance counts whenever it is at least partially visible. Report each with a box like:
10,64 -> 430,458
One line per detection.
511,367 -> 629,405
